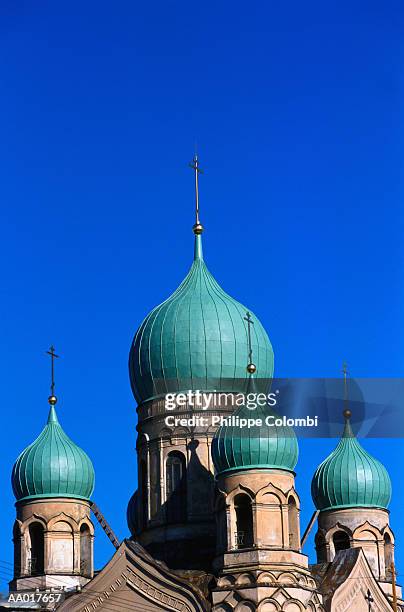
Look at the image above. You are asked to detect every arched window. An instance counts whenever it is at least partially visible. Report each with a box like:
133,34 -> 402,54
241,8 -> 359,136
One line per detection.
333,530 -> 350,553
140,460 -> 148,528
80,524 -> 92,577
234,494 -> 253,549
29,523 -> 44,575
166,452 -> 187,523
384,533 -> 393,579
288,497 -> 299,550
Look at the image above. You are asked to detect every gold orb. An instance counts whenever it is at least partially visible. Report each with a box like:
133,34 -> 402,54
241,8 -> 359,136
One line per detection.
343,408 -> 351,420
193,222 -> 204,235
247,363 -> 256,374
48,395 -> 58,405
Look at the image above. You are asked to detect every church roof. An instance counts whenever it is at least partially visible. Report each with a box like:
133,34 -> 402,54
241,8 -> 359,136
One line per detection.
311,411 -> 391,511
129,232 -> 274,404
11,405 -> 95,502
211,375 -> 298,474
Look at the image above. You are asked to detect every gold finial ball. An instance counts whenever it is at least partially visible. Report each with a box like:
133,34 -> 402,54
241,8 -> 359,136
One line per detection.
343,408 -> 352,420
48,395 -> 57,406
193,222 -> 204,235
247,363 -> 256,374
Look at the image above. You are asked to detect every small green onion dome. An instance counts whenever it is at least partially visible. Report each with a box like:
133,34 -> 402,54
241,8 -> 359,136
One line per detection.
211,376 -> 298,475
311,412 -> 392,511
129,233 -> 274,404
12,405 -> 95,502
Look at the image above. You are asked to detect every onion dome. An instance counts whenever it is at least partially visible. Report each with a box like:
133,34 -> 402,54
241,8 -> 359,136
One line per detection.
127,490 -> 138,536
12,405 -> 95,502
129,232 -> 274,404
211,374 -> 298,475
311,410 -> 392,511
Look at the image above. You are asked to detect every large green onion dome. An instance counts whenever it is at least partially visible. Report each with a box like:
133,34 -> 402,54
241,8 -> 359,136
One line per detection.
311,410 -> 392,511
129,233 -> 274,404
12,405 -> 95,502
211,375 -> 298,475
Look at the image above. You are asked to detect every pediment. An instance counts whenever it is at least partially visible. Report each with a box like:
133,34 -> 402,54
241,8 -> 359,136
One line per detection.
57,539 -> 209,612
320,548 -> 392,612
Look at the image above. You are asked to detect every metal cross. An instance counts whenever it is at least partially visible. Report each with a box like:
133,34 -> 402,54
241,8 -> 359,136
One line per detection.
365,589 -> 374,612
189,154 -> 203,226
46,345 -> 59,396
244,312 -> 254,365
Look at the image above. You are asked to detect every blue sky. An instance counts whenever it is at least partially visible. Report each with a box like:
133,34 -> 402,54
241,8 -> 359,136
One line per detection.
0,0 -> 403,587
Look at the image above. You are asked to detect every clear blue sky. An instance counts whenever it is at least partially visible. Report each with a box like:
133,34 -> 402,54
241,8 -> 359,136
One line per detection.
0,0 -> 403,588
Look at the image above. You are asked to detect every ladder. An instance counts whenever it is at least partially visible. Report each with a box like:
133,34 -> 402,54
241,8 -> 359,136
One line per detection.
90,502 -> 120,550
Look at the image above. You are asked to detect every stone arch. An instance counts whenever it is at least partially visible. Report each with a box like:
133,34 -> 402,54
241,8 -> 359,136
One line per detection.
21,514 -> 47,533
382,525 -> 395,543
285,487 -> 300,508
48,513 -> 77,532
52,520 -> 74,533
353,521 -> 380,541
236,572 -> 255,586
165,450 -> 187,523
217,575 -> 236,588
257,571 -> 277,584
256,482 -> 287,504
172,426 -> 191,439
78,518 -> 94,537
278,572 -> 296,584
227,484 -> 255,504
283,600 -> 304,611
159,427 -> 173,440
325,523 -> 352,543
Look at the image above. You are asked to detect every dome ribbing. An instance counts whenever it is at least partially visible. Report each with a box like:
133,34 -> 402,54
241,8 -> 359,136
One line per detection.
211,377 -> 298,474
12,406 -> 95,502
129,234 -> 274,404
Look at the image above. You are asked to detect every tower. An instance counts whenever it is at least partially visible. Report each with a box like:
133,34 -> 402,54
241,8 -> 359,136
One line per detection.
311,408 -> 398,597
127,156 -> 274,570
10,347 -> 95,591
210,363 -> 324,611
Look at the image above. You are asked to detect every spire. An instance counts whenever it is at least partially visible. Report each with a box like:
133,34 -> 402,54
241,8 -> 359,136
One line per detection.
244,311 -> 256,374
189,154 -> 204,260
46,345 -> 59,406
341,362 -> 354,438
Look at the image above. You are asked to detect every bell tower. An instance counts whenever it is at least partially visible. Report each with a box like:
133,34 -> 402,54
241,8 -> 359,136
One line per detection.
10,347 -> 95,592
210,360 -> 324,611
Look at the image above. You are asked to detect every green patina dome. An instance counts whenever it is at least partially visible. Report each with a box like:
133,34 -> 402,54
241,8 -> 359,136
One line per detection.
211,377 -> 299,474
12,405 -> 95,502
311,414 -> 391,511
129,234 -> 274,404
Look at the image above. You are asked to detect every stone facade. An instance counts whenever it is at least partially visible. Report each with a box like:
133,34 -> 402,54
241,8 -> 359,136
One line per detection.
10,497 -> 94,592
